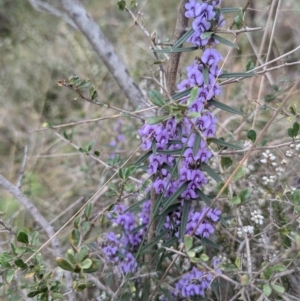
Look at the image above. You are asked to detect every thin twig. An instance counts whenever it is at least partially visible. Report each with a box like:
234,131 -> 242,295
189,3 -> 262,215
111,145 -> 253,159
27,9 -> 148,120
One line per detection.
16,145 -> 28,189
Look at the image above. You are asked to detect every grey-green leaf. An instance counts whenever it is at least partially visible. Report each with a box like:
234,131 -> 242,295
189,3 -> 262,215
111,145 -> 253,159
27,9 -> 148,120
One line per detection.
213,34 -> 239,49
209,99 -> 245,116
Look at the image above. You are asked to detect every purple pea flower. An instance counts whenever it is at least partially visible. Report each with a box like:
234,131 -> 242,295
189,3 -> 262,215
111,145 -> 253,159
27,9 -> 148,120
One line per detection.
153,178 -> 167,194
185,0 -> 202,18
201,48 -> 223,68
119,252 -> 138,274
187,30 -> 209,47
192,16 -> 212,32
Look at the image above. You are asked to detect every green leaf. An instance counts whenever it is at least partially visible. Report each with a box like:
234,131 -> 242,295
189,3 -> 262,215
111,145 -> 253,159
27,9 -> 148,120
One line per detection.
209,99 -> 245,116
293,122 -> 299,137
157,147 -> 186,155
82,258 -> 101,273
134,150 -> 151,167
76,245 -> 90,263
170,87 -> 193,101
69,229 -> 80,247
200,31 -> 214,39
56,258 -> 74,272
154,47 -> 198,53
258,137 -> 268,146
146,116 -> 169,125
234,8 -> 243,29
219,72 -> 256,78
235,256 -> 241,268
140,230 -> 168,254
201,163 -> 222,183
213,34 -> 239,49
78,80 -> 91,89
287,128 -> 294,138
172,28 -> 194,49
197,189 -> 211,206
241,275 -> 250,285
264,93 -> 276,102
16,230 -> 29,244
272,284 -> 284,294
117,0 -> 126,10
84,204 -> 93,220
200,253 -> 209,261
233,166 -> 246,181
91,90 -> 98,101
80,258 -> 92,269
221,157 -> 232,170
27,291 -> 42,298
246,59 -> 255,71
14,258 -> 28,269
187,86 -> 199,106
148,90 -> 166,107
263,284 -> 272,297
6,269 -> 14,283
180,201 -> 190,239
203,67 -> 209,85
230,196 -> 241,205
142,277 -> 150,301
289,105 -> 297,116
292,189 -> 300,204
193,132 -> 201,157
209,138 -> 242,150
247,129 -> 256,142
67,249 -> 77,265
184,235 -> 193,251
201,237 -> 219,249
161,182 -> 189,213
220,7 -> 242,13
239,188 -> 251,202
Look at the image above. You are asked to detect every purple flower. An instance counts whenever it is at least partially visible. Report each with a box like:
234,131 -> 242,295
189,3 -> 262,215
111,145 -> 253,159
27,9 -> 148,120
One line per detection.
181,188 -> 198,200
174,267 -> 213,298
187,64 -> 204,86
198,3 -> 216,21
192,16 -> 212,32
198,221 -> 215,237
177,78 -> 192,91
119,252 -> 138,274
201,48 -> 223,68
153,178 -> 167,194
207,208 -> 222,222
187,30 -> 209,47
185,0 -> 202,18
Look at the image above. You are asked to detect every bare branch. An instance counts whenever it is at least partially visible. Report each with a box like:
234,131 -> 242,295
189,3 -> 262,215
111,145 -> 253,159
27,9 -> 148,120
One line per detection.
56,0 -> 148,110
165,0 -> 189,96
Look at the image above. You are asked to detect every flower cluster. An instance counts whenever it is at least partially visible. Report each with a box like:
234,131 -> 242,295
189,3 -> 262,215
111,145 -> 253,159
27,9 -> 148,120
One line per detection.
102,0 -> 225,295
102,204 -> 150,273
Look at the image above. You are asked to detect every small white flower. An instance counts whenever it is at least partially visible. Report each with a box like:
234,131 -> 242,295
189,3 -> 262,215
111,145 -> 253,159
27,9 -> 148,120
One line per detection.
260,158 -> 267,164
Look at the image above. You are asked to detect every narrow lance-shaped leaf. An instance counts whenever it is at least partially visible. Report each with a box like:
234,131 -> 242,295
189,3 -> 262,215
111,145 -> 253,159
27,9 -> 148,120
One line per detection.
161,182 -> 189,213
193,132 -> 201,157
220,7 -> 242,13
172,28 -> 194,49
213,34 -> 239,49
148,90 -> 166,107
146,116 -> 170,125
209,99 -> 245,116
187,86 -> 199,106
154,47 -> 198,53
201,163 -> 222,182
140,230 -> 168,254
208,137 -> 243,150
180,201 -> 190,239
219,72 -> 256,78
171,87 -> 193,101
197,189 -> 211,206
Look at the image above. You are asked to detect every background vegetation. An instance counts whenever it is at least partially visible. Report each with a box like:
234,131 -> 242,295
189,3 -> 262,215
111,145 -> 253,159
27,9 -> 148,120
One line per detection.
0,0 -> 300,300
